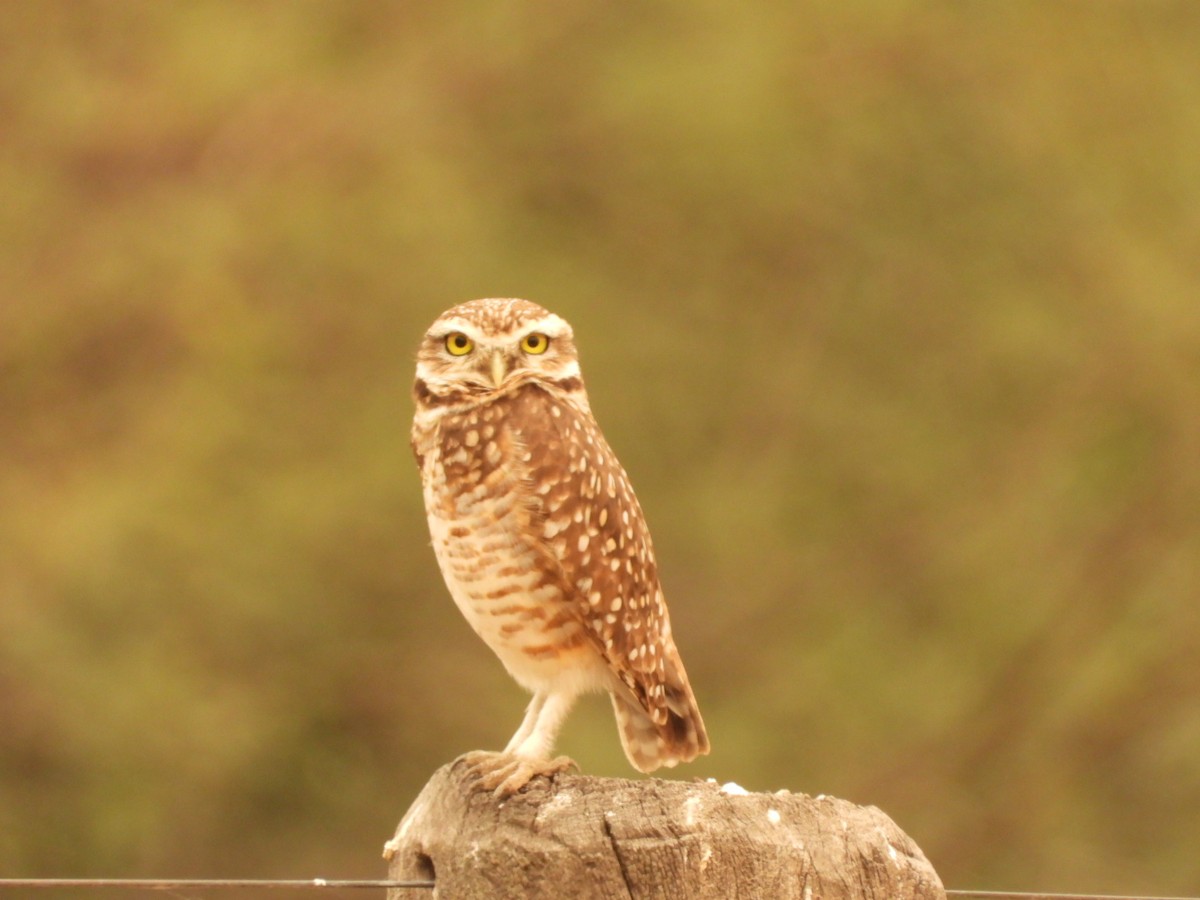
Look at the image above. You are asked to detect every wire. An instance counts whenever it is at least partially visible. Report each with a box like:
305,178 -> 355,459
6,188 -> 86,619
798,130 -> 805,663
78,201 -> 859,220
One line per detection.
0,879 -> 433,891
2,880 -> 1195,899
947,892 -> 1200,900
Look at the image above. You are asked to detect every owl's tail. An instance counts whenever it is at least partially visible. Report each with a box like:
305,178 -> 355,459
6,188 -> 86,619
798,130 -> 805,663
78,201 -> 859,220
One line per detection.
611,663 -> 710,773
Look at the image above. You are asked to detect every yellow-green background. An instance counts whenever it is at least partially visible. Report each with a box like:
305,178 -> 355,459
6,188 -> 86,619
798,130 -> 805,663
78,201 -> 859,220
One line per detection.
2,2 -> 1198,894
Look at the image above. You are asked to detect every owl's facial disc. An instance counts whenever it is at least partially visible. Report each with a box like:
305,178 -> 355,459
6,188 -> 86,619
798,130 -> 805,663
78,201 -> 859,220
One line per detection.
414,301 -> 586,408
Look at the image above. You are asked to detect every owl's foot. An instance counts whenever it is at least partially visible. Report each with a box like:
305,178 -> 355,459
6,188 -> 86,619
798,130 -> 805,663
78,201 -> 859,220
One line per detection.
460,751 -> 577,798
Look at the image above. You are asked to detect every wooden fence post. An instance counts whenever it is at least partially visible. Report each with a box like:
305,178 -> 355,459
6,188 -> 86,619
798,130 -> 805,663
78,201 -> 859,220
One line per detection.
383,756 -> 945,899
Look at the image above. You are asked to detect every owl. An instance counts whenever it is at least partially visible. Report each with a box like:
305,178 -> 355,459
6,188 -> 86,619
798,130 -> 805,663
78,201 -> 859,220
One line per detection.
411,298 -> 709,796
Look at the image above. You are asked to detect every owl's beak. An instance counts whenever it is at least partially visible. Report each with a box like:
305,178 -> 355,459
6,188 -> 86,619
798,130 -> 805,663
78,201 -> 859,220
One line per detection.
489,350 -> 508,388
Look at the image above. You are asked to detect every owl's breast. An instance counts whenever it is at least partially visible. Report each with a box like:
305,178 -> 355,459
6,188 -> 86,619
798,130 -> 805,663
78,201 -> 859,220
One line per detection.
417,397 -> 606,694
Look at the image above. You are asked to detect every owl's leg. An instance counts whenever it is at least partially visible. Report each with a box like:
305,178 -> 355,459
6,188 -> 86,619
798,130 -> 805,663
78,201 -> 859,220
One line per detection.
508,690 -> 574,759
464,691 -> 578,798
502,693 -> 547,753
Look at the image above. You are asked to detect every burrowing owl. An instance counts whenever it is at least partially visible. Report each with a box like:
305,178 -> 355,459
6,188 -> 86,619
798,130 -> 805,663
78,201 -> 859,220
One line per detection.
412,298 -> 709,796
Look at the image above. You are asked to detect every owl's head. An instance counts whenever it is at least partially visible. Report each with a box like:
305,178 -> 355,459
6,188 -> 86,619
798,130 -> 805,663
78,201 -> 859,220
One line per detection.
414,298 -> 587,410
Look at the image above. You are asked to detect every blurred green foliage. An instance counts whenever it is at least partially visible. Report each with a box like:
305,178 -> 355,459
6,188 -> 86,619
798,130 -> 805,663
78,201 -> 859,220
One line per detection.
2,1 -> 1199,894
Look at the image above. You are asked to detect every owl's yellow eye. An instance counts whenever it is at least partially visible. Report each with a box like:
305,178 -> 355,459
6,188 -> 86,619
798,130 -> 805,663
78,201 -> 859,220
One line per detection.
445,332 -> 474,356
521,333 -> 550,355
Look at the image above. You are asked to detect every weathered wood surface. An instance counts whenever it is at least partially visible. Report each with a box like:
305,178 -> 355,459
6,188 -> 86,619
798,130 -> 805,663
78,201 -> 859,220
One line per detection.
384,757 -> 945,899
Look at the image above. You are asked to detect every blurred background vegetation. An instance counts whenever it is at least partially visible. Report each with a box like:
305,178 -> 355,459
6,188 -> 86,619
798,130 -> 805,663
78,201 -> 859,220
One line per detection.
2,1 -> 1199,895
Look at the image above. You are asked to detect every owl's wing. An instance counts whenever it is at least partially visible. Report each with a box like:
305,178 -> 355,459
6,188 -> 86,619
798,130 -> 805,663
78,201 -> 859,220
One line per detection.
503,384 -> 686,721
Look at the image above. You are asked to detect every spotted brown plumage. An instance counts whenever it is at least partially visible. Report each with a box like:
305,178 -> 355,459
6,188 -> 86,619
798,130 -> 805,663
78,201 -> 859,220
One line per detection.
411,298 -> 709,795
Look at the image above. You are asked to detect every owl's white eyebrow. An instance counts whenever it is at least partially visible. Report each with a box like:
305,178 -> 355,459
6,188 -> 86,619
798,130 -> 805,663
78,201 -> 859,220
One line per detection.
522,316 -> 571,337
431,319 -> 481,337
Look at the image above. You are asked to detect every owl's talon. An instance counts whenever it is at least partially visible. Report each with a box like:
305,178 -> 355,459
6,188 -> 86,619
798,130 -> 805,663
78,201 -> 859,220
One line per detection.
460,750 -> 500,769
461,751 -> 577,798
